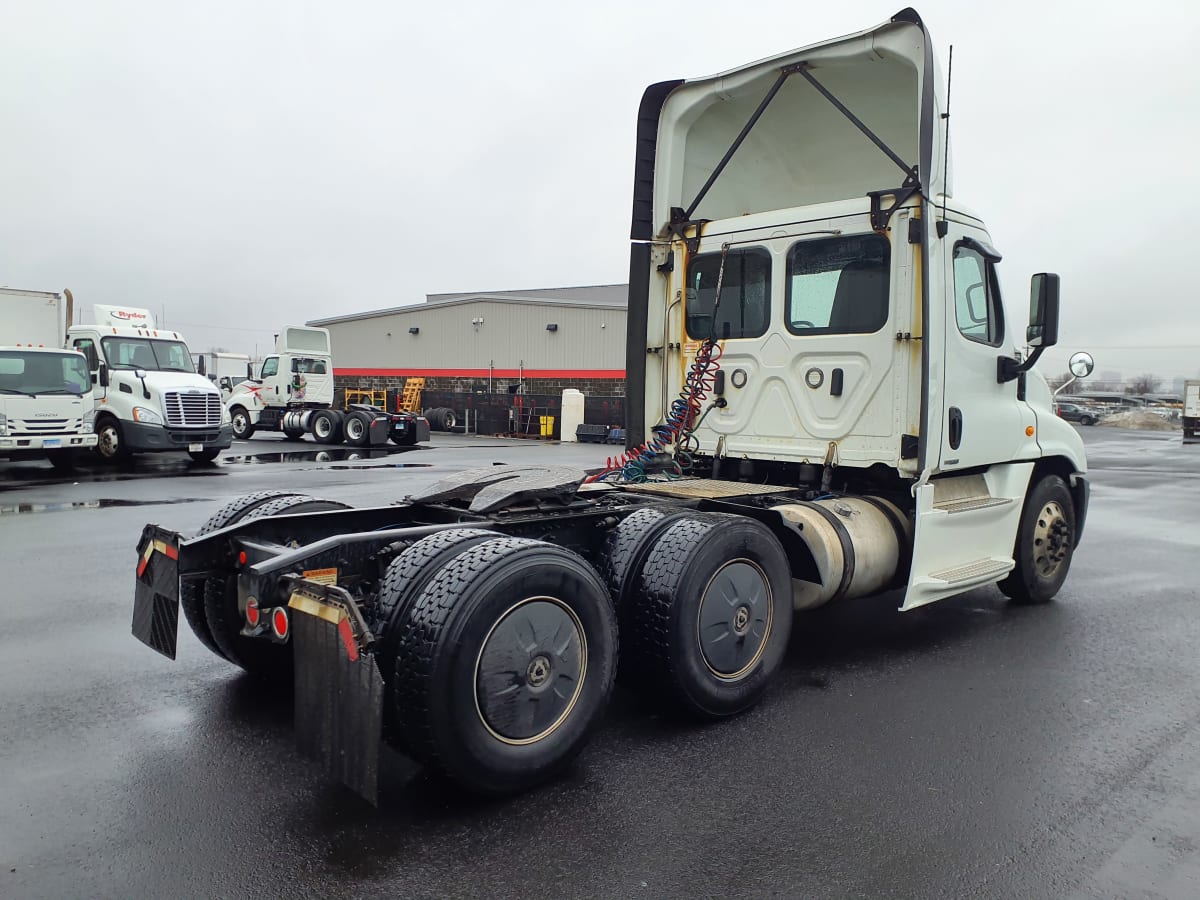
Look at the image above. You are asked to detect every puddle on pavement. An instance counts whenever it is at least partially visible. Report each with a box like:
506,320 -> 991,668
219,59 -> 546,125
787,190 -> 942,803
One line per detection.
221,447 -> 429,465
0,497 -> 208,516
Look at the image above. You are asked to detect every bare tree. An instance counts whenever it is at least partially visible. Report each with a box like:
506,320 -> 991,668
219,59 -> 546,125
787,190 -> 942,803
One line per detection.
1126,373 -> 1159,395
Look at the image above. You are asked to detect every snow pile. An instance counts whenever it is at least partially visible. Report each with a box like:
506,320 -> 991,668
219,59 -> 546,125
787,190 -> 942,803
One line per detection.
1098,410 -> 1178,431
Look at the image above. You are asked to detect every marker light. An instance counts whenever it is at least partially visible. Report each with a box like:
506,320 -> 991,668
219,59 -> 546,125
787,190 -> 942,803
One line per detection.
245,597 -> 260,627
271,607 -> 289,640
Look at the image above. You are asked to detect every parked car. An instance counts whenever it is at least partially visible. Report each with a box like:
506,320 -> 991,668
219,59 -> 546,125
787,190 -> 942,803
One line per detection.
1055,401 -> 1099,425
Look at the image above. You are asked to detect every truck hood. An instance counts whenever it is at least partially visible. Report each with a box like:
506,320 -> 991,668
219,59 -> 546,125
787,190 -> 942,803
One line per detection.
123,371 -> 219,394
641,7 -> 947,232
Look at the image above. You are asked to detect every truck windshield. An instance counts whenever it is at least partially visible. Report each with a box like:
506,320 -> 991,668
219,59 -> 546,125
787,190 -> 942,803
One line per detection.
0,351 -> 91,396
101,337 -> 196,373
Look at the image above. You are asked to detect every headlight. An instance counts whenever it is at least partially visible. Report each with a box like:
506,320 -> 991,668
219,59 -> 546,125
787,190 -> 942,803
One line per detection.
81,409 -> 96,433
132,406 -> 163,425
221,405 -> 231,425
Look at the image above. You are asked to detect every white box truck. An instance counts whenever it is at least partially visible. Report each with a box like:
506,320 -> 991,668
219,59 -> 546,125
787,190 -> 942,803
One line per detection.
193,351 -> 254,400
67,306 -> 232,461
0,288 -> 98,469
1184,381 -> 1199,443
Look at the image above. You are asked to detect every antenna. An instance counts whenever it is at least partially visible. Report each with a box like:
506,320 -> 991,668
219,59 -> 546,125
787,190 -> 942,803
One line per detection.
937,44 -> 953,238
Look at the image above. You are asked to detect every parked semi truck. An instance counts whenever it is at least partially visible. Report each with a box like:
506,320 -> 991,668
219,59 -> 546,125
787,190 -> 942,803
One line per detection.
0,288 -> 98,469
133,8 -> 1092,802
68,306 -> 231,461
225,325 -> 428,446
1184,381 -> 1199,443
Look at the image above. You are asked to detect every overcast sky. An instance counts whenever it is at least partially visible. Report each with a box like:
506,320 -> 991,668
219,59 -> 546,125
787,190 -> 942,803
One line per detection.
2,0 -> 1198,385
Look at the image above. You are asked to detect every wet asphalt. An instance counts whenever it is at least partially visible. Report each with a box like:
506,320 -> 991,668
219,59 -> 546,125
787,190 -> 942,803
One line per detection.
1,429 -> 1198,899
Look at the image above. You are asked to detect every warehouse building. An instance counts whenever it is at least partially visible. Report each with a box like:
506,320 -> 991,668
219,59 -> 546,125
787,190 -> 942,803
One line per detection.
308,284 -> 628,403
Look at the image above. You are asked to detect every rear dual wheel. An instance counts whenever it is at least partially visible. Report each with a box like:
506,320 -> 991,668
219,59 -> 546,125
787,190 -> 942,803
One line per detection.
389,536 -> 617,794
611,512 -> 793,719
311,409 -> 343,444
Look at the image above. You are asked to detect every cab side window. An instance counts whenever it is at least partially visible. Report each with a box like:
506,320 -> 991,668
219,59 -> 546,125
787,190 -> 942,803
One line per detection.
952,245 -> 1004,346
260,358 -> 278,378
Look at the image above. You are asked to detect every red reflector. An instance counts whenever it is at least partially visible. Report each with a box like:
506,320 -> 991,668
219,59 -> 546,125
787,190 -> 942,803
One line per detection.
136,556 -> 148,577
246,598 -> 260,627
238,551 -> 247,566
163,544 -> 179,560
337,616 -> 359,662
272,607 -> 289,639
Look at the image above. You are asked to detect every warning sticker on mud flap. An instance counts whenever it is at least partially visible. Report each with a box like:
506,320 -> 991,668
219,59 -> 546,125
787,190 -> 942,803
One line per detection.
302,567 -> 338,585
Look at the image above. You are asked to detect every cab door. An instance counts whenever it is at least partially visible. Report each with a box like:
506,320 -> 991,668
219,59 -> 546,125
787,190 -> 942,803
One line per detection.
936,225 -> 1032,471
259,356 -> 282,403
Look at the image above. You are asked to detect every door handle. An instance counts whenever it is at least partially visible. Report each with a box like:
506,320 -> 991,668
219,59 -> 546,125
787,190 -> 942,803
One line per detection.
830,368 -> 844,397
948,407 -> 963,450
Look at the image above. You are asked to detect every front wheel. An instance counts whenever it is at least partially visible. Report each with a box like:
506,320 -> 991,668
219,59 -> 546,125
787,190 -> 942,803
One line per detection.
999,474 -> 1076,605
94,416 -> 130,462
1081,416 -> 1096,426
230,406 -> 254,440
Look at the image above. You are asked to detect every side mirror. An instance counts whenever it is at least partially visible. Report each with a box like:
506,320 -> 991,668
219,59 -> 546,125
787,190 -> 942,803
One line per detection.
98,363 -> 109,387
197,356 -> 207,376
1068,351 -> 1094,378
1026,273 -> 1060,348
246,363 -> 253,379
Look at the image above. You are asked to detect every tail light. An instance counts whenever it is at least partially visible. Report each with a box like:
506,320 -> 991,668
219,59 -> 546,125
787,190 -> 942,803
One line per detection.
271,607 -> 290,640
245,597 -> 260,627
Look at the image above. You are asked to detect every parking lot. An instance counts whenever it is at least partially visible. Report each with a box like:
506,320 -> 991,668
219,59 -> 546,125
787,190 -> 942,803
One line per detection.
2,427 -> 1198,899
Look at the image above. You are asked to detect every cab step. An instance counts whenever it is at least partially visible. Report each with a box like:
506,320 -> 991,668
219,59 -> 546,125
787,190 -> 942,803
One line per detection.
932,495 -> 1013,514
925,557 -> 1013,587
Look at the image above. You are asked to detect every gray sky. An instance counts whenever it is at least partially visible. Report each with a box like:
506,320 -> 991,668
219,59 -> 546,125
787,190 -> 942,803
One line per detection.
2,0 -> 1198,386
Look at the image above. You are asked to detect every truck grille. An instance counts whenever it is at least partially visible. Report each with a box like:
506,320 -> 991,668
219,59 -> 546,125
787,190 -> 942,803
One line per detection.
164,391 -> 222,427
12,417 -> 73,435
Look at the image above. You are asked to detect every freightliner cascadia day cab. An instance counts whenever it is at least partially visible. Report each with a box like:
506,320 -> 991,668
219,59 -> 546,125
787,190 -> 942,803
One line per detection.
225,325 -> 429,446
132,9 -> 1092,802
0,288 -> 98,469
68,306 -> 232,462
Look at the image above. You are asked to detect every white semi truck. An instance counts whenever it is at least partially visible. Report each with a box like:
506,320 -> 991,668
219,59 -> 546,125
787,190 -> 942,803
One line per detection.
133,8 -> 1094,802
226,325 -> 428,446
0,288 -> 98,469
67,306 -> 231,462
1184,381 -> 1199,443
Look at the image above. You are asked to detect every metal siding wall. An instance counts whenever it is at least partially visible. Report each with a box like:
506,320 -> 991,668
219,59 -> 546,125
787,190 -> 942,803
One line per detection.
325,301 -> 626,371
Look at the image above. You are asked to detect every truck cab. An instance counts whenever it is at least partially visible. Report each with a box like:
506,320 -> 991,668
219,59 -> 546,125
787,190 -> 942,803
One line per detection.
226,326 -> 334,439
627,7 -> 1089,610
68,306 -> 232,462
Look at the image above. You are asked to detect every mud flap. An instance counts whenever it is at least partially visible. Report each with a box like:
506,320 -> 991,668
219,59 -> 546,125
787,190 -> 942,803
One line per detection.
290,586 -> 384,805
132,525 -> 182,659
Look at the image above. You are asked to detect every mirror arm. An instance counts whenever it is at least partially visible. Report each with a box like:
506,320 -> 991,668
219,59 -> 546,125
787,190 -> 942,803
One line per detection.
998,345 -> 1048,384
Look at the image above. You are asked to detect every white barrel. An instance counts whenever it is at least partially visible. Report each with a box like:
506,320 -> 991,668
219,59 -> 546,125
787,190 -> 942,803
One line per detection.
774,496 -> 912,610
560,389 -> 585,442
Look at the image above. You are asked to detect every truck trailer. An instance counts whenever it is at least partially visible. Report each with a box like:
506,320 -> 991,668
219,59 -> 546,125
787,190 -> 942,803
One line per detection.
132,8 -> 1092,802
0,288 -> 98,469
1184,381 -> 1199,442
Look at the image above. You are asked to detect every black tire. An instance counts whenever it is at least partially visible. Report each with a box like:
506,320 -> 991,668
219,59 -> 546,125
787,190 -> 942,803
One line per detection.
188,448 -> 221,462
94,415 -> 129,462
599,506 -> 694,683
438,408 -> 457,431
424,408 -> 442,432
343,410 -> 372,446
625,514 -> 793,719
47,450 -> 77,472
203,495 -> 350,679
374,528 -> 500,743
393,537 -> 618,794
999,474 -> 1076,605
180,490 -> 308,660
310,409 -> 343,444
1081,416 -> 1096,426
230,406 -> 254,440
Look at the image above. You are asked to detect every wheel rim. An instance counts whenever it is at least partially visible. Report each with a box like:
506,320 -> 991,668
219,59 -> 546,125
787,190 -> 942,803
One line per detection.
474,596 -> 587,745
346,418 -> 363,440
97,423 -> 119,458
696,559 -> 772,680
233,412 -> 248,436
314,416 -> 331,438
1033,500 -> 1071,578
